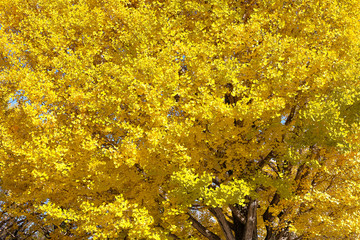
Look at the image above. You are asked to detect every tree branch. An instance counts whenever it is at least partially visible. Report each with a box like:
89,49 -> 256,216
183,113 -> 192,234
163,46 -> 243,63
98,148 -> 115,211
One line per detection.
243,199 -> 258,240
285,106 -> 296,126
187,213 -> 221,240
263,193 -> 280,240
229,205 -> 246,225
229,204 -> 246,240
257,150 -> 275,170
209,207 -> 235,240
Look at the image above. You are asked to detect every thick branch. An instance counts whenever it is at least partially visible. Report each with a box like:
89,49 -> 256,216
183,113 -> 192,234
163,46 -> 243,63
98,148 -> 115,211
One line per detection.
229,205 -> 246,225
187,213 -> 221,240
229,205 -> 246,240
209,207 -> 235,240
243,200 -> 258,240
263,193 -> 281,240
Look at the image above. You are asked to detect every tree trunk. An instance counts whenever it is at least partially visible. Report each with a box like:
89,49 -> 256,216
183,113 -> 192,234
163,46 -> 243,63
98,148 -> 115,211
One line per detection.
242,199 -> 258,240
190,200 -> 258,240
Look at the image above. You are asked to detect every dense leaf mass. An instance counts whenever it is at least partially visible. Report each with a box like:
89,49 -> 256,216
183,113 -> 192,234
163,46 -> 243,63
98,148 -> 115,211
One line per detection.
1,0 -> 360,239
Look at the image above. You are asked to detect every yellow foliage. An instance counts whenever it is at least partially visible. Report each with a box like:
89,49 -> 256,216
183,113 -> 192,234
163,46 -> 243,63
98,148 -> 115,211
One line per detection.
1,0 -> 360,239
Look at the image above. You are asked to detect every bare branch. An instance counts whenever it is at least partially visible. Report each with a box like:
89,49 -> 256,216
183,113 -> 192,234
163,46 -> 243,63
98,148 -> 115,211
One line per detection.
243,200 -> 258,240
187,213 -> 221,240
209,207 -> 235,240
229,204 -> 246,239
229,205 -> 246,225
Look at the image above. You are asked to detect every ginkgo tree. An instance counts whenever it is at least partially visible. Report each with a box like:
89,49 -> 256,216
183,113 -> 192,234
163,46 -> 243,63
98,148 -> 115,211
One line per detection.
1,0 -> 360,239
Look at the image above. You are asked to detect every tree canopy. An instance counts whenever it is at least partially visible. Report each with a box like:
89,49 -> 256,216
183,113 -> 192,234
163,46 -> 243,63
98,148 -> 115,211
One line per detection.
1,0 -> 360,239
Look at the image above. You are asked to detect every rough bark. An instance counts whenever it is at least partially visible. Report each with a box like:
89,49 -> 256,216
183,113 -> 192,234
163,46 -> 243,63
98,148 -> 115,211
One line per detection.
243,199 -> 258,240
188,213 -> 221,240
230,205 -> 246,240
188,199 -> 305,240
209,207 -> 235,240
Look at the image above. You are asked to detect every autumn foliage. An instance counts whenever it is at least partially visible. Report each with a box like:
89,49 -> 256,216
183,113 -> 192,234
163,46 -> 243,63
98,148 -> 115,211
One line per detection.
1,0 -> 360,239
